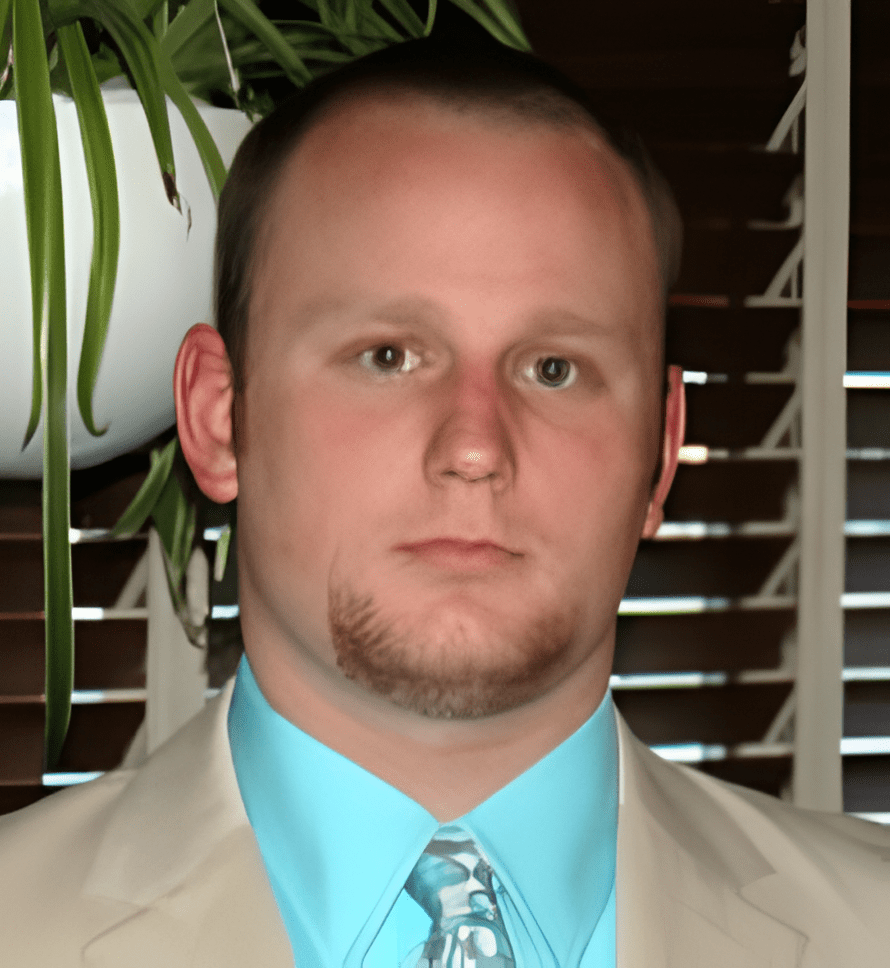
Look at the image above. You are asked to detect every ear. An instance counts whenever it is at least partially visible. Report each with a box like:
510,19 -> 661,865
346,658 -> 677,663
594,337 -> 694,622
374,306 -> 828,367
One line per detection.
174,323 -> 239,504
641,364 -> 686,539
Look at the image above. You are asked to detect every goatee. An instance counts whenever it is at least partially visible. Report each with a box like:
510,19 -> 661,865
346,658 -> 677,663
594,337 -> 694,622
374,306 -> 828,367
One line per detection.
328,583 -> 576,719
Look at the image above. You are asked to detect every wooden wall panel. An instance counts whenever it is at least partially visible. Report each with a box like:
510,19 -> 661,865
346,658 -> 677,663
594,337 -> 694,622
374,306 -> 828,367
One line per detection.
698,756 -> 791,799
655,147 -> 801,224
0,541 -> 43,612
848,390 -> 890,449
847,461 -> 890,519
845,611 -> 890,668
0,705 -> 44,783
844,682 -> 890,737
613,681 -> 793,746
614,610 -> 793,673
844,756 -> 890,813
0,785 -> 55,817
684,384 -> 797,448
54,703 -> 145,774
666,305 -> 799,375
846,537 -> 890,592
626,537 -> 794,597
71,540 -> 148,607
848,309 -> 890,370
665,460 -> 796,522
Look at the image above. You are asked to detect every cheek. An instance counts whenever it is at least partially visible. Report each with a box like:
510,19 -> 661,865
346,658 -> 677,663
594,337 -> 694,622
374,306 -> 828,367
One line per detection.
240,381 -> 415,547
533,403 -> 653,498
525,411 -> 655,566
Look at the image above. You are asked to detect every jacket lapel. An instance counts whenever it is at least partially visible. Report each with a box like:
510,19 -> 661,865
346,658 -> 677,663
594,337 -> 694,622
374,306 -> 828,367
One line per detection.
78,680 -> 808,968
615,713 -> 807,968
81,826 -> 292,968
79,682 -> 292,968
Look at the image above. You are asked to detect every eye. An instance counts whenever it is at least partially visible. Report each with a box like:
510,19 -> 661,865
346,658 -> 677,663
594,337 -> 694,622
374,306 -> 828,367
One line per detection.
525,356 -> 577,389
358,344 -> 422,375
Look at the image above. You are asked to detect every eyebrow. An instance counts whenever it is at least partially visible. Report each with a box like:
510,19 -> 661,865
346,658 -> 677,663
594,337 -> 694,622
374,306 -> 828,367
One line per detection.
316,296 -> 447,328
298,293 -> 618,344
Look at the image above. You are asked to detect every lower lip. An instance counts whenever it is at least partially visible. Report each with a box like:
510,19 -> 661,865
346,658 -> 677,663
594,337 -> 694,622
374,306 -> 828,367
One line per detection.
398,541 -> 516,570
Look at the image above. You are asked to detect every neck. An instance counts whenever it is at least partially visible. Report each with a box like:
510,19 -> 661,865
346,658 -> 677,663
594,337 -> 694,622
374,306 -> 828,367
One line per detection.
243,632 -> 613,822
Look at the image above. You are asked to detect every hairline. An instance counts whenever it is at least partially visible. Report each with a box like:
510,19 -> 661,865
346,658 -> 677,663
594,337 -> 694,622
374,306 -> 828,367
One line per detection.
241,84 -> 664,381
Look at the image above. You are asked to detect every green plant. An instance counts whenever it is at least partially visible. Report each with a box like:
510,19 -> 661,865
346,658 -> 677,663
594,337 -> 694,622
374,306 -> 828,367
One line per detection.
0,0 -> 529,768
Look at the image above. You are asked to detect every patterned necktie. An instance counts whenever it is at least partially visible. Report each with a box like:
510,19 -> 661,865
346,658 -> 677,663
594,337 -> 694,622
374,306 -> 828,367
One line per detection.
404,827 -> 517,968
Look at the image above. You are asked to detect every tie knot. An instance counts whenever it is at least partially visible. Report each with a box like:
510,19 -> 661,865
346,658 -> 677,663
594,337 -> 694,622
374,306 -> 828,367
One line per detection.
403,827 -> 516,968
405,829 -> 498,924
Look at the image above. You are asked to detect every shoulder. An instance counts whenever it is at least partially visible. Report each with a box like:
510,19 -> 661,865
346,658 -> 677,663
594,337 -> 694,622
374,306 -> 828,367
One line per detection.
687,759 -> 890,874
659,748 -> 890,932
620,715 -> 890,879
618,717 -> 890,957
0,686 -> 246,966
0,767 -> 131,863
0,770 -> 138,967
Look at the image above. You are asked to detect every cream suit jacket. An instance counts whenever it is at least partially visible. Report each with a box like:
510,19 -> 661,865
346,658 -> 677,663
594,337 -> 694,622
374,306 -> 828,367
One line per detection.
1,679 -> 888,968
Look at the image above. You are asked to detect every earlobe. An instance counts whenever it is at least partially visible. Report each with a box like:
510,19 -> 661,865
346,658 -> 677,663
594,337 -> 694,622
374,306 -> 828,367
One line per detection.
174,323 -> 239,504
642,364 -> 686,539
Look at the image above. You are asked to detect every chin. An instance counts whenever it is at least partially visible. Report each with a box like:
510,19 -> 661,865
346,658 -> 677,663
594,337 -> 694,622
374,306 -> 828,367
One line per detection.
327,580 -> 581,720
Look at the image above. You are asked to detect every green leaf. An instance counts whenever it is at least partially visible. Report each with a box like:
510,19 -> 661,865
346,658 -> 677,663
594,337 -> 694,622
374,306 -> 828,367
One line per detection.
14,0 -> 73,768
423,0 -> 437,36
86,43 -> 126,87
314,0 -> 335,31
58,22 -> 120,438
230,19 -> 383,60
152,464 -> 195,591
161,0 -> 215,59
213,0 -> 240,104
347,3 -> 402,46
43,265 -> 73,770
239,43 -> 352,68
157,52 -> 227,198
12,0 -> 51,449
213,523 -> 232,582
130,0 -> 166,27
375,0 -> 424,37
217,0 -> 313,86
0,47 -> 13,101
52,0 -> 182,209
328,0 -> 356,34
152,0 -> 168,41
111,436 -> 177,537
446,0 -> 531,51
57,0 -> 229,202
0,0 -> 12,56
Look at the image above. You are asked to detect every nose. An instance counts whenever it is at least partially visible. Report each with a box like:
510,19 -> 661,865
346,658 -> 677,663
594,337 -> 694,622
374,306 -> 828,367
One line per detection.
424,363 -> 516,491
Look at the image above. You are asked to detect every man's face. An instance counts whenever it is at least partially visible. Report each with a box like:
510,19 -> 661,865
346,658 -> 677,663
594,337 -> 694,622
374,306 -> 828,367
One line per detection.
235,95 -> 666,720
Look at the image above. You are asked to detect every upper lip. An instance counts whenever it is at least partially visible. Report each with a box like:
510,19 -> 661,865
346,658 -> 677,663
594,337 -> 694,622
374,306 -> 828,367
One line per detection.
396,537 -> 520,555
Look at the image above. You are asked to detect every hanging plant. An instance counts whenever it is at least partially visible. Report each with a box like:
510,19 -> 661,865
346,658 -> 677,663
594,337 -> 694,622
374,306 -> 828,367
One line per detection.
0,0 -> 529,768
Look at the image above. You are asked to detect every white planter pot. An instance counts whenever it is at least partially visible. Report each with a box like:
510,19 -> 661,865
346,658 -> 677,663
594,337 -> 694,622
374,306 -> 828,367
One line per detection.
0,87 -> 253,478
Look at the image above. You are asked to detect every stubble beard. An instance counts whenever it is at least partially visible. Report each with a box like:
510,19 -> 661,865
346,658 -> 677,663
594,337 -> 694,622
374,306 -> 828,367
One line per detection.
327,582 -> 578,719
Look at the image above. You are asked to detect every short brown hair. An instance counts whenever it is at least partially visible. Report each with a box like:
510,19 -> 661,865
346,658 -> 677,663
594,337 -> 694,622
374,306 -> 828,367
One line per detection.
215,34 -> 682,399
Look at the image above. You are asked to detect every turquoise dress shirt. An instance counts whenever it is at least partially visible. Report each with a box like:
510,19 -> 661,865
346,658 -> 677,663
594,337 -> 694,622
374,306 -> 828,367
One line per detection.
228,654 -> 618,968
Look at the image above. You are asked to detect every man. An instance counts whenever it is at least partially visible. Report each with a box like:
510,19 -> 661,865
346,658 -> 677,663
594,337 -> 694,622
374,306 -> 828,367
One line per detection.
1,36 -> 888,968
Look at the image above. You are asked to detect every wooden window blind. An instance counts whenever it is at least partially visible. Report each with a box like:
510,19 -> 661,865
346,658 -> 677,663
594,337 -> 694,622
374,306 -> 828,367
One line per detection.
2,0 -> 887,824
841,0 -> 890,822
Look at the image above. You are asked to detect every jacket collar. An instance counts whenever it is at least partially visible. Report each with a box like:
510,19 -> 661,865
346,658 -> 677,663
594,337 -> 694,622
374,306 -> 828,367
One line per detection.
615,714 -> 807,968
80,683 -> 806,968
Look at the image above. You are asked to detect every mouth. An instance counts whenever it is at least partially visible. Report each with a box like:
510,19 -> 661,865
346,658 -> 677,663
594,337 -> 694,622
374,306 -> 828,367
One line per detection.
394,538 -> 522,571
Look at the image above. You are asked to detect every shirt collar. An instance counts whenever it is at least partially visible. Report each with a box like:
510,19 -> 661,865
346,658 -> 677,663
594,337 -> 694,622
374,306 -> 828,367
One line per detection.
463,690 -> 618,966
228,654 -> 617,967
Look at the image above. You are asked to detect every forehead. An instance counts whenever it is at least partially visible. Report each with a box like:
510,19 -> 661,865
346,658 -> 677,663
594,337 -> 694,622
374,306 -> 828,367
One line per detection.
263,88 -> 653,235
249,92 -> 662,355
285,89 -> 645,215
